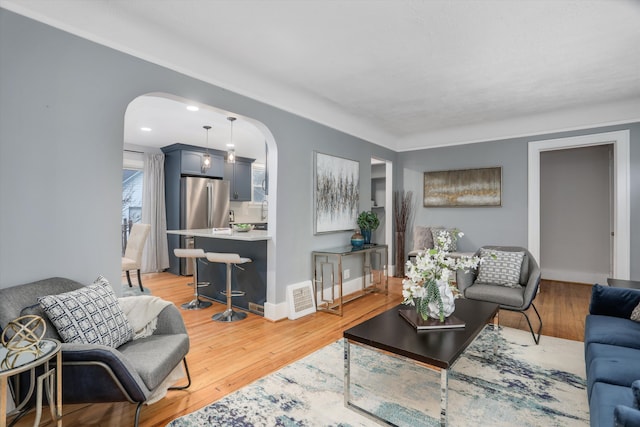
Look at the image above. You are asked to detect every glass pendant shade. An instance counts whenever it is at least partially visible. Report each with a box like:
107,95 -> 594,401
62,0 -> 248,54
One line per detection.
227,149 -> 236,164
202,153 -> 211,168
227,116 -> 237,164
202,125 -> 212,172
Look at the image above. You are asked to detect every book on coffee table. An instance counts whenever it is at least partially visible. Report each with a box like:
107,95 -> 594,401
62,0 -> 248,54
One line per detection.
398,309 -> 466,330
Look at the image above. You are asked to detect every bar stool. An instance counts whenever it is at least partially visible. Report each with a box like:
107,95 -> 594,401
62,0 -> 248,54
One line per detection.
173,248 -> 212,310
205,252 -> 251,322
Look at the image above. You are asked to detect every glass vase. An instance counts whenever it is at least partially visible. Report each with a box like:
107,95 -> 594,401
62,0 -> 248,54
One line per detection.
416,280 -> 456,322
360,228 -> 372,244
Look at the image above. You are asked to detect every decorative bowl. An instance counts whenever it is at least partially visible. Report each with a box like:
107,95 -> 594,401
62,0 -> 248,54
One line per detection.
233,224 -> 254,232
350,231 -> 365,248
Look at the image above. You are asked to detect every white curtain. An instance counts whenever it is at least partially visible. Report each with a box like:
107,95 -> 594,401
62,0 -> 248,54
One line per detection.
141,153 -> 170,272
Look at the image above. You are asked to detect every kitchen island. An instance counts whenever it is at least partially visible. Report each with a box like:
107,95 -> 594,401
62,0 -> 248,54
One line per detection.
167,228 -> 271,316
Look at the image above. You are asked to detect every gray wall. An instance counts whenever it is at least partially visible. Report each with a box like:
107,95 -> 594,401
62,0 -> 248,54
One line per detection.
540,145 -> 611,283
0,9 -> 396,304
398,122 -> 640,280
399,139 -> 528,252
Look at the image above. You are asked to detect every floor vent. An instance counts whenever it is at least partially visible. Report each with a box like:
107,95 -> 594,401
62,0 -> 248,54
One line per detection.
248,302 -> 264,315
287,281 -> 316,320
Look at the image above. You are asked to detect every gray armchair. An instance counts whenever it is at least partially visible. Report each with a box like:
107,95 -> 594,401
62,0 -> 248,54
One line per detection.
0,277 -> 191,426
456,246 -> 542,344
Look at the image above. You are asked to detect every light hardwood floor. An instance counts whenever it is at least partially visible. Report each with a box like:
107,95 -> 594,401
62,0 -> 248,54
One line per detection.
16,273 -> 592,427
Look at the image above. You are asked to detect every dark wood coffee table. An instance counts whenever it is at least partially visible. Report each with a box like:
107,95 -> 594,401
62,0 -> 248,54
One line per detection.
343,298 -> 499,426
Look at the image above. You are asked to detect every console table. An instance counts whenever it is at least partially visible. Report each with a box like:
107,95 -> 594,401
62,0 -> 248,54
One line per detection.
312,244 -> 388,316
1,339 -> 62,427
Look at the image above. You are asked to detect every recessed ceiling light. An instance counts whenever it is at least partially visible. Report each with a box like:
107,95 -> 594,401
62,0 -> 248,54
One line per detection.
140,127 -> 152,132
186,106 -> 199,112
226,143 -> 235,148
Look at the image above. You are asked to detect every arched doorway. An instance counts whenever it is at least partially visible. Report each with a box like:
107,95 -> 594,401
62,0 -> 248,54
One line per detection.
123,93 -> 279,317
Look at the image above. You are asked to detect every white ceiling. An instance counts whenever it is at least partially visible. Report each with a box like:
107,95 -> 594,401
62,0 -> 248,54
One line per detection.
3,0 -> 640,151
125,94 -> 267,162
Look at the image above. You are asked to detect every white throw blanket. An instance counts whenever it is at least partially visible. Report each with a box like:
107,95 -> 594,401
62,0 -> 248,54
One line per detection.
118,295 -> 186,404
119,295 -> 172,339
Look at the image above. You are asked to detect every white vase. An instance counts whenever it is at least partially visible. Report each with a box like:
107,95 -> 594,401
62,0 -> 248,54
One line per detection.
425,280 -> 456,320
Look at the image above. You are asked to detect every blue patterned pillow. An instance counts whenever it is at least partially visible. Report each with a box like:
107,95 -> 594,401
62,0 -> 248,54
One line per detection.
38,276 -> 133,348
475,249 -> 525,288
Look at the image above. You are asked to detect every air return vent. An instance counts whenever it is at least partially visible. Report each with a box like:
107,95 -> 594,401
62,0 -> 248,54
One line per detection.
287,281 -> 316,320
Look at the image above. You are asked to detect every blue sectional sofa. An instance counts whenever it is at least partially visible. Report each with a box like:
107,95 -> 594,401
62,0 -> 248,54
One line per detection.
585,284 -> 640,427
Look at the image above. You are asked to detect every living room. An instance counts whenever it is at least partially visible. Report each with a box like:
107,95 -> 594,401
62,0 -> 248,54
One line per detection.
1,2 -> 640,426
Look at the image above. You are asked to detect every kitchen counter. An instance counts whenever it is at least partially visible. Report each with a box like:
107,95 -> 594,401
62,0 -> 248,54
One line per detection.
166,228 -> 270,316
167,228 -> 271,241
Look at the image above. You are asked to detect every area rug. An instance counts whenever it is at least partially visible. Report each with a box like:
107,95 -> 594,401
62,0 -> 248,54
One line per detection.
121,286 -> 152,296
167,325 -> 589,426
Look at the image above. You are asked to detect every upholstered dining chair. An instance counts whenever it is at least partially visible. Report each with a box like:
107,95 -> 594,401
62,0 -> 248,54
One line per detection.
456,245 -> 542,344
122,223 -> 151,292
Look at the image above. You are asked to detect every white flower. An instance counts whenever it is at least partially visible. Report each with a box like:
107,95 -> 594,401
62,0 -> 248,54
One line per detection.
401,228 -> 481,321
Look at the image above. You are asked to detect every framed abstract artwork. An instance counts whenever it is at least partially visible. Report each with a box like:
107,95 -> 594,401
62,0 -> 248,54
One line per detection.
423,167 -> 502,207
314,152 -> 360,234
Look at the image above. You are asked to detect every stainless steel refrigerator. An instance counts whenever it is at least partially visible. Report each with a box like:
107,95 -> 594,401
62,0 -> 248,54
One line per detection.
180,177 -> 230,275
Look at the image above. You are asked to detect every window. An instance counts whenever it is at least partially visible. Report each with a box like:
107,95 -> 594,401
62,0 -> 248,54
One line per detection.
122,168 -> 143,254
252,163 -> 266,203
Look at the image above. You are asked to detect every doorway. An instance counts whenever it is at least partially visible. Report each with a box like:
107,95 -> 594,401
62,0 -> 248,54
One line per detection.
528,130 -> 630,280
370,157 -> 393,273
539,145 -> 612,284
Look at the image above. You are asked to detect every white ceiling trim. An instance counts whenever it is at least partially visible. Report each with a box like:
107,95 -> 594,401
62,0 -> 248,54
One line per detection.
397,97 -> 640,151
2,1 -> 639,153
0,1 -> 397,149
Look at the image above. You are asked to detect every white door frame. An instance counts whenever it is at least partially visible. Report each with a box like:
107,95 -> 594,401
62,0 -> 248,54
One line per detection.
384,159 -> 394,274
527,130 -> 630,280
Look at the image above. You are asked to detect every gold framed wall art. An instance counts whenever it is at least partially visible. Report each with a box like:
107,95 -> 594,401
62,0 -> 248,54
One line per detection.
423,167 -> 502,207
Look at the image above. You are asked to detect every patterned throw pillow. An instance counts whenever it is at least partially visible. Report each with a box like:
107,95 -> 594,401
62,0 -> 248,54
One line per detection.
475,249 -> 525,288
430,228 -> 458,252
631,302 -> 640,322
38,276 -> 133,348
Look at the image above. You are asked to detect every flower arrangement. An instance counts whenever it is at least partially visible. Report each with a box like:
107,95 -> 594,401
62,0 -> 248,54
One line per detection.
402,229 -> 481,322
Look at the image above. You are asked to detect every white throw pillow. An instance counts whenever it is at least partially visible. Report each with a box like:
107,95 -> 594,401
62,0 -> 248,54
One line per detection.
38,276 -> 133,348
475,249 -> 525,288
631,302 -> 640,322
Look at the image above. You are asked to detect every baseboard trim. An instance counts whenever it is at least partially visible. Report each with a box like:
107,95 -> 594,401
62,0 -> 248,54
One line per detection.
263,301 -> 288,321
541,268 -> 607,285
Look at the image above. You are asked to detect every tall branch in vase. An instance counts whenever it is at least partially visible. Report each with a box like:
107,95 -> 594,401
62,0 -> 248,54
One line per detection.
394,190 -> 413,277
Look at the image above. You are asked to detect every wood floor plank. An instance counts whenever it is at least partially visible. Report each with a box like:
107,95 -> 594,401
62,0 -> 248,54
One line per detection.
14,273 -> 592,426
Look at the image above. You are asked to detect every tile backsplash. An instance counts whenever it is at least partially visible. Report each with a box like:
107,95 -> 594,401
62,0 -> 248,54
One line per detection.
229,201 -> 266,223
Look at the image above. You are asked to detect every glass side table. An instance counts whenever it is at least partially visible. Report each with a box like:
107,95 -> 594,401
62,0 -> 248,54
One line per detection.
312,244 -> 388,316
0,339 -> 62,427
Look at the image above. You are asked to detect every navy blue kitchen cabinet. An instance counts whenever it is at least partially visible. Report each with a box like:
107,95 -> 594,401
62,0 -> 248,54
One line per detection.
224,158 -> 254,201
180,150 -> 224,178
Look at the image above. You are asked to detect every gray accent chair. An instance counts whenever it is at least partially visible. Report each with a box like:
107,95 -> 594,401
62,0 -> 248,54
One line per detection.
456,246 -> 543,344
0,277 -> 191,426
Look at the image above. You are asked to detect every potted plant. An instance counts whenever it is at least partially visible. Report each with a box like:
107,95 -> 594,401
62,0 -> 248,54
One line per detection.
402,229 -> 480,321
357,211 -> 380,244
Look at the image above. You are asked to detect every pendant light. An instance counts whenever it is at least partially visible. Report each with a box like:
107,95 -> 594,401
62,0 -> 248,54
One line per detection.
226,117 -> 236,164
202,125 -> 212,172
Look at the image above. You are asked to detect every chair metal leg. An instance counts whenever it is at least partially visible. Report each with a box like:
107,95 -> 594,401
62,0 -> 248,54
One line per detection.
169,358 -> 192,390
520,303 -> 542,345
212,263 -> 247,322
133,401 -> 143,427
126,271 -> 133,288
136,269 -> 144,293
182,257 -> 211,310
